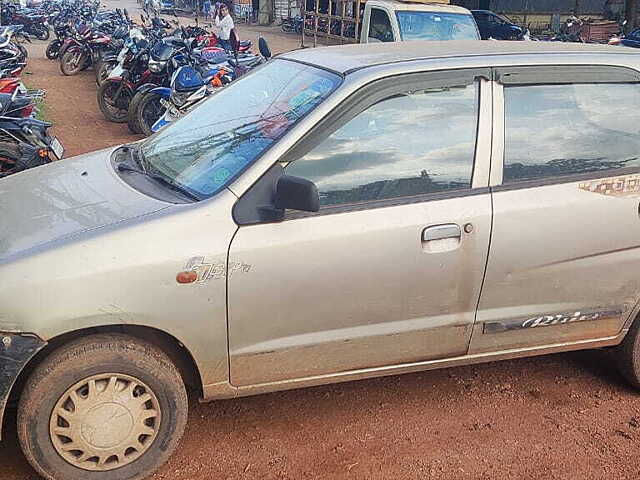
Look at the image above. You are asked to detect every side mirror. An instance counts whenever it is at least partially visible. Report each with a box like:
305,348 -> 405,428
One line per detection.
275,175 -> 319,212
258,37 -> 271,59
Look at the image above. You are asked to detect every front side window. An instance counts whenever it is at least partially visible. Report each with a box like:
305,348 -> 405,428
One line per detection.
285,82 -> 479,208
396,12 -> 479,41
504,83 -> 640,183
139,59 -> 341,199
368,8 -> 393,42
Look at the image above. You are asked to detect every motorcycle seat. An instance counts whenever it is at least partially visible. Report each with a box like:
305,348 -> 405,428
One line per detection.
0,93 -> 30,115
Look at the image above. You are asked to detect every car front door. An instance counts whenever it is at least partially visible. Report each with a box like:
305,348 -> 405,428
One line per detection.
471,65 -> 640,354
227,69 -> 494,386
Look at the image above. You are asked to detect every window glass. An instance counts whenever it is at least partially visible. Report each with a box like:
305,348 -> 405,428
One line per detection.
140,60 -> 341,199
504,83 -> 640,183
285,82 -> 479,208
396,12 -> 479,41
368,8 -> 393,42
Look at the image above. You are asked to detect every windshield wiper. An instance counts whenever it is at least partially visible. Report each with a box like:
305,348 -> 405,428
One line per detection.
130,144 -> 148,172
117,163 -> 200,201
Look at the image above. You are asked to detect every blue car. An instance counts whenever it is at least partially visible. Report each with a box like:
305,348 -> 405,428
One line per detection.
471,10 -> 526,40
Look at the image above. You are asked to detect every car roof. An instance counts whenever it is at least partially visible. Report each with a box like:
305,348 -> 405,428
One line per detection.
372,0 -> 471,14
279,40 -> 639,75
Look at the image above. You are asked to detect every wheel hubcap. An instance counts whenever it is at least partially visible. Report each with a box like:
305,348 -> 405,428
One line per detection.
49,373 -> 161,471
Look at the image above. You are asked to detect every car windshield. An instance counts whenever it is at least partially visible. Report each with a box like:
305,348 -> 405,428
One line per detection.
396,12 -> 479,41
139,59 -> 342,199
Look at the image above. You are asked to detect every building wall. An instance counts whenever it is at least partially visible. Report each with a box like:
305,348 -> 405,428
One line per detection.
453,0 -> 610,14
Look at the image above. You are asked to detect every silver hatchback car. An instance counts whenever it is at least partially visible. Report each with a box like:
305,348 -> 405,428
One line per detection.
3,40 -> 640,480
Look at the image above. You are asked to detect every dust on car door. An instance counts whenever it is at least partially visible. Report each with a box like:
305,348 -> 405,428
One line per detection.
472,65 -> 640,354
227,69 -> 494,386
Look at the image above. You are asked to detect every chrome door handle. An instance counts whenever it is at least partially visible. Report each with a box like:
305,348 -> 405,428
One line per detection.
422,224 -> 461,242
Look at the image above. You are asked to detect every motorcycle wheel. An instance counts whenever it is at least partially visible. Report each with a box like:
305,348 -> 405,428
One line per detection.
17,43 -> 28,61
59,50 -> 85,76
0,141 -> 46,178
136,92 -> 166,136
97,80 -> 132,123
80,55 -> 92,71
34,25 -> 50,41
45,39 -> 61,60
95,59 -> 116,87
127,90 -> 148,134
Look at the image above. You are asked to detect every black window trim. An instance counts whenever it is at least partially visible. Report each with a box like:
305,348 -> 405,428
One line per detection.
497,64 -> 640,190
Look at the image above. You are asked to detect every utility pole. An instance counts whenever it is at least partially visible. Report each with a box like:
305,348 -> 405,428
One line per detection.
626,0 -> 638,32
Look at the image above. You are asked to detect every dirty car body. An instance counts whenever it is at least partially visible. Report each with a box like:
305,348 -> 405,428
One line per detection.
3,40 -> 640,472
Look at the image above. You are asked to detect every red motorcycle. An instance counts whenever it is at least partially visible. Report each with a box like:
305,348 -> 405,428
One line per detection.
97,45 -> 164,123
59,25 -> 115,76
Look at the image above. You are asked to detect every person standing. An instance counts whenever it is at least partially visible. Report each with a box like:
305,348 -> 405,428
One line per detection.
203,0 -> 212,19
215,3 -> 234,51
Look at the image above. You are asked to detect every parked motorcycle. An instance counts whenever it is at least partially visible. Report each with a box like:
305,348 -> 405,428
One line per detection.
1,4 -> 50,40
0,90 -> 64,178
281,15 -> 303,34
146,36 -> 271,136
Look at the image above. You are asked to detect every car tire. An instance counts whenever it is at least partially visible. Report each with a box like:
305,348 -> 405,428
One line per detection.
614,318 -> 640,388
17,334 -> 188,480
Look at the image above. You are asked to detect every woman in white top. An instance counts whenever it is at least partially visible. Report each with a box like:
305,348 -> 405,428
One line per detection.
214,3 -> 234,51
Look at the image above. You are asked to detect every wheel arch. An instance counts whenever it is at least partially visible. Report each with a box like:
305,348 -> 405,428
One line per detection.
4,324 -> 203,438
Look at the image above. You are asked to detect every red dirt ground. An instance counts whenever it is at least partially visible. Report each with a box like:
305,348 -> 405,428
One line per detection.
2,5 -> 640,479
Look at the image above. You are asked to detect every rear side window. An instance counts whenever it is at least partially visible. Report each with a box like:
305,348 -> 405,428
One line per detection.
503,83 -> 640,183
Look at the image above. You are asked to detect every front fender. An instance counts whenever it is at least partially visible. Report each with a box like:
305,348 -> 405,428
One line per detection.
0,333 -> 46,441
150,86 -> 171,99
100,53 -> 118,63
136,82 -> 161,96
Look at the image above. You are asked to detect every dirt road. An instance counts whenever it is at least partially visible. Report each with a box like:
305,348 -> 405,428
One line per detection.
2,3 -> 640,479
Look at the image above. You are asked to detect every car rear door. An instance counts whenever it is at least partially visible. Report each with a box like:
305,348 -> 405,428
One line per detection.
228,69 -> 493,386
471,65 -> 640,354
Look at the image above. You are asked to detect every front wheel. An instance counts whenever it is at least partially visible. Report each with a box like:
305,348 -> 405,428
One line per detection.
97,80 -> 132,123
95,60 -> 116,86
46,39 -> 61,59
136,92 -> 166,136
34,24 -> 50,41
60,50 -> 85,76
17,334 -> 188,480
